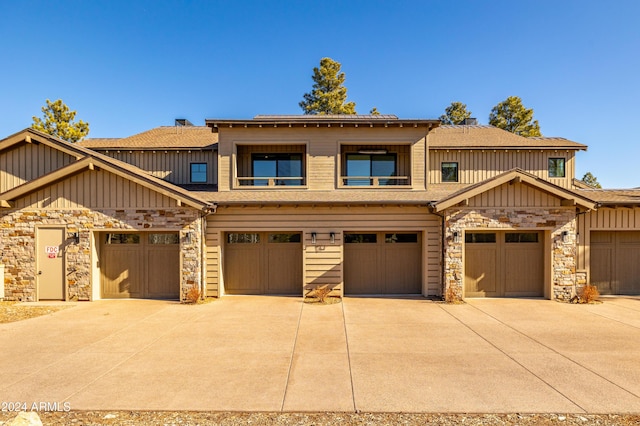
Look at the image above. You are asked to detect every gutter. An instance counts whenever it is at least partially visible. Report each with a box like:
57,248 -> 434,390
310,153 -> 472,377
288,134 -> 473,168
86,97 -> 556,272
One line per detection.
428,201 -> 447,300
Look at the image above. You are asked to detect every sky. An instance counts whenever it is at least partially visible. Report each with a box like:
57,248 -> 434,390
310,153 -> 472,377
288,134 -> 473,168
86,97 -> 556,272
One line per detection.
1,1 -> 639,188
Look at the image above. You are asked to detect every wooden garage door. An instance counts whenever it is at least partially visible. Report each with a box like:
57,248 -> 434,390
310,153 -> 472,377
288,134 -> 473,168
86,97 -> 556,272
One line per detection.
101,232 -> 180,299
344,232 -> 422,294
224,232 -> 302,295
591,231 -> 640,295
465,231 -> 543,297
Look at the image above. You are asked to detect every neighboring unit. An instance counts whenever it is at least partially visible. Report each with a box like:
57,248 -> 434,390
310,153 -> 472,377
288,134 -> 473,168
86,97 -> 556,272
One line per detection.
1,116 -> 638,301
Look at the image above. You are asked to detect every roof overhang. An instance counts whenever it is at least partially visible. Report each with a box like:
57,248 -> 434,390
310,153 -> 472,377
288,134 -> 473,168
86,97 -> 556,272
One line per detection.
206,116 -> 440,129
430,169 -> 597,212
0,128 -> 86,159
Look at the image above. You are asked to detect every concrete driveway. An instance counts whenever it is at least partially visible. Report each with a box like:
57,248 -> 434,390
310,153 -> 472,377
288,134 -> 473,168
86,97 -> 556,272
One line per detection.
1,296 -> 639,413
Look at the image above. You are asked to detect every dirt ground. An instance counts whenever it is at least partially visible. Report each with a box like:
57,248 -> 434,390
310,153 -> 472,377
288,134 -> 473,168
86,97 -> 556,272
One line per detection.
0,302 -> 70,323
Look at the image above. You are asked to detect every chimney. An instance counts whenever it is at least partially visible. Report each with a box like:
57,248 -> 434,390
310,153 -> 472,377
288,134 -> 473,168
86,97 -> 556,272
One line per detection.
175,119 -> 194,127
461,118 -> 478,125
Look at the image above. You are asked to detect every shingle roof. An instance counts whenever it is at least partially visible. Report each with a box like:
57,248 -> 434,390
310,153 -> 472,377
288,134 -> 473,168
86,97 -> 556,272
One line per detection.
574,189 -> 640,205
79,126 -> 218,150
429,125 -> 587,150
190,185 -> 468,205
207,115 -> 439,128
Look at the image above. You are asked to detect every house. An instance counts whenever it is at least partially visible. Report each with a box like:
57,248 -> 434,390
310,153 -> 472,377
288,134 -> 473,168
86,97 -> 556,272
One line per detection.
1,115 -> 639,302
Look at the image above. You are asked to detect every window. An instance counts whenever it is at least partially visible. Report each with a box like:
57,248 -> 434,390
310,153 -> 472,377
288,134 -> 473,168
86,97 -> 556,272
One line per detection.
148,233 -> 180,244
505,233 -> 539,243
190,163 -> 207,183
441,162 -> 459,182
345,153 -> 397,186
385,233 -> 418,243
105,233 -> 140,244
250,153 -> 303,186
465,233 -> 496,243
227,233 -> 260,244
268,233 -> 301,243
548,158 -> 565,178
344,233 -> 377,243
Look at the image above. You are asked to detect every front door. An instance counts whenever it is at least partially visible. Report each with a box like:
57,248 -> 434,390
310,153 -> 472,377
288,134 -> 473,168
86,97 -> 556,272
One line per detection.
36,227 -> 65,300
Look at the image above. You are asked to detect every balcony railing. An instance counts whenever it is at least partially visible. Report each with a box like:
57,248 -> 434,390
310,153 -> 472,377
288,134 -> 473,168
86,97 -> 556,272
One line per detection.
236,176 -> 305,187
340,176 -> 410,187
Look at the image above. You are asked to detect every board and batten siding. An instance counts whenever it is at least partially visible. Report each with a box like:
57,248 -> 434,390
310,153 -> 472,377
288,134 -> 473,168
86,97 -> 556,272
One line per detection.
205,205 -> 442,297
216,127 -> 429,191
98,150 -> 217,185
577,207 -> 640,272
0,142 -> 76,193
428,150 -> 576,188
467,181 -> 563,208
12,169 -> 179,209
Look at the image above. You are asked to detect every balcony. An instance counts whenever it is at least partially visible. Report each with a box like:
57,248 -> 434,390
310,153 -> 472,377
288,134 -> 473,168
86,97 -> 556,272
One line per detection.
339,145 -> 411,188
235,145 -> 306,188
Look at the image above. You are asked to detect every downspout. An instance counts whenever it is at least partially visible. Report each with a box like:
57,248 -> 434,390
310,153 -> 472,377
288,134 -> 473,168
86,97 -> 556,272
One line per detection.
428,202 -> 446,300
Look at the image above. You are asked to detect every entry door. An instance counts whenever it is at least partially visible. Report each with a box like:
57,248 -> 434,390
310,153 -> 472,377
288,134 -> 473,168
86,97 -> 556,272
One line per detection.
36,227 -> 65,300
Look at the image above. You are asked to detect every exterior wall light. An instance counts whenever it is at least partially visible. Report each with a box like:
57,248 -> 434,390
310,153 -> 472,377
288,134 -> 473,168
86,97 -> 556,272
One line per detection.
453,231 -> 460,244
311,232 -> 317,245
330,232 -> 335,244
71,232 -> 80,244
185,231 -> 193,245
562,230 -> 569,242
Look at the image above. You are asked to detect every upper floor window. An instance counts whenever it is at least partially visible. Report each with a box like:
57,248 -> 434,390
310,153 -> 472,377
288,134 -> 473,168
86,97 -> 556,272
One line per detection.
548,158 -> 565,178
250,153 -> 303,186
441,162 -> 458,182
345,153 -> 397,186
190,163 -> 207,183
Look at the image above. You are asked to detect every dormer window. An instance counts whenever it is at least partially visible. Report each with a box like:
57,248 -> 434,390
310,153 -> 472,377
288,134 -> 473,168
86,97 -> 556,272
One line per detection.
548,158 -> 565,178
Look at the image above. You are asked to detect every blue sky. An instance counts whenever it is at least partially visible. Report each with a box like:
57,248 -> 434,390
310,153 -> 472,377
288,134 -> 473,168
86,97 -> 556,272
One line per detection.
1,1 -> 639,187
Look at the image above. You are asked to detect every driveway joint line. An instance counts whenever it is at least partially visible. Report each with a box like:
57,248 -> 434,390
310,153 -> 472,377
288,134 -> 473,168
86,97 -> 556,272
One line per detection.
468,302 -> 640,401
582,308 -> 640,331
280,299 -> 304,412
341,300 -> 357,413
61,304 -> 205,402
437,304 -> 587,413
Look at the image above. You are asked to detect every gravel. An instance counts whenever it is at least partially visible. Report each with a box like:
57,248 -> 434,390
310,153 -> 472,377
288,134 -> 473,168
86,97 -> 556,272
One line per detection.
1,412 -> 639,426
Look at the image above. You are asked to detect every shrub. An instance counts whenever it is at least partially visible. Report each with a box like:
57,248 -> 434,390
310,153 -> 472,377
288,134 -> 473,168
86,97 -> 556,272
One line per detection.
184,286 -> 201,304
580,284 -> 600,304
445,285 -> 463,304
313,285 -> 332,304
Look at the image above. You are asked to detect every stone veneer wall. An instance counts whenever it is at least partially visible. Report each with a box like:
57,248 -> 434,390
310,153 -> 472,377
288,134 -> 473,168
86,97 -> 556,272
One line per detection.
0,208 -> 202,302
443,207 -> 578,301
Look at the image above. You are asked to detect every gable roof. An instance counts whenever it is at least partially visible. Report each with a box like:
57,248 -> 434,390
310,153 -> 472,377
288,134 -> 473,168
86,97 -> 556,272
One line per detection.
429,125 -> 587,150
574,188 -> 640,205
79,126 -> 218,150
430,168 -> 597,212
0,128 -> 212,210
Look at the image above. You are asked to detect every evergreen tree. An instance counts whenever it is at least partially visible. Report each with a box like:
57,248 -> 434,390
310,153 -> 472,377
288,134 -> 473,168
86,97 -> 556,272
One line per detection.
489,96 -> 541,137
32,99 -> 89,143
582,172 -> 602,188
299,58 -> 356,115
439,102 -> 472,125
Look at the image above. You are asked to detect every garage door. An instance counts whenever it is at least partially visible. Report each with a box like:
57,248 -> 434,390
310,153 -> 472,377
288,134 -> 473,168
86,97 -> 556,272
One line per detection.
224,232 -> 302,295
101,232 -> 180,299
465,231 -> 543,297
344,232 -> 421,294
591,231 -> 640,295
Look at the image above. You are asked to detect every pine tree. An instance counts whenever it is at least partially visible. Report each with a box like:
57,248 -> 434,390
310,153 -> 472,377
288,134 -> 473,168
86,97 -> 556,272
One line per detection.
439,102 -> 472,125
489,96 -> 541,137
32,99 -> 89,143
582,172 -> 602,188
299,58 -> 356,115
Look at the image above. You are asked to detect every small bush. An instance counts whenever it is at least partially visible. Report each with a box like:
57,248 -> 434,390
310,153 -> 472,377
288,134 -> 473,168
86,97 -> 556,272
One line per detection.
580,284 -> 600,303
184,286 -> 201,304
313,285 -> 332,304
445,285 -> 463,304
